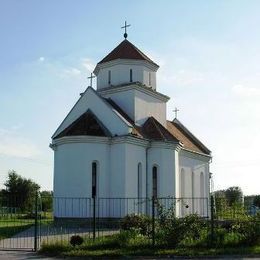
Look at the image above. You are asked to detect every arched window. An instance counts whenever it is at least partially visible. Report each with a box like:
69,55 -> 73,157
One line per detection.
138,163 -> 142,199
152,166 -> 158,198
108,70 -> 111,84
92,162 -> 97,198
130,69 -> 133,82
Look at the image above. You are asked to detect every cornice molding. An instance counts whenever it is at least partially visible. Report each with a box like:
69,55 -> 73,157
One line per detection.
180,148 -> 212,162
52,136 -> 110,148
98,83 -> 169,102
150,141 -> 181,151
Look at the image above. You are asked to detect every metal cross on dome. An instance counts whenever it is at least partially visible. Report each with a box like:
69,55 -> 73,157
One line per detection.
121,21 -> 131,39
88,73 -> 95,87
173,107 -> 179,119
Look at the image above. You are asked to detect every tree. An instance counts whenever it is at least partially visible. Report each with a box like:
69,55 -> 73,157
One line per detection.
225,186 -> 243,206
253,195 -> 260,208
40,191 -> 53,212
3,170 -> 40,212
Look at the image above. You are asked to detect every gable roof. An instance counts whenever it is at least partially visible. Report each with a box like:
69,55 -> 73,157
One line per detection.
167,119 -> 211,155
97,39 -> 159,67
52,87 -> 132,139
54,109 -> 111,139
142,117 -> 179,142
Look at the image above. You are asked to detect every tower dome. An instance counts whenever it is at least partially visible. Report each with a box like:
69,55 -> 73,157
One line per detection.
93,39 -> 159,90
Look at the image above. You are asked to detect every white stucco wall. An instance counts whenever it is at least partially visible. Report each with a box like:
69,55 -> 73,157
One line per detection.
96,63 -> 156,90
53,139 -> 110,218
147,144 -> 176,198
178,150 -> 210,217
103,89 -> 135,121
101,88 -> 167,127
134,90 -> 166,126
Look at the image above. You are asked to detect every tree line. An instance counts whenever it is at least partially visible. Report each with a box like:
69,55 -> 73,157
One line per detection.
0,170 -> 53,212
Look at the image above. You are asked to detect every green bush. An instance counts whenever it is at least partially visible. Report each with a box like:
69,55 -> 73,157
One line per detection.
70,235 -> 84,247
232,213 -> 260,245
156,211 -> 205,247
120,214 -> 151,236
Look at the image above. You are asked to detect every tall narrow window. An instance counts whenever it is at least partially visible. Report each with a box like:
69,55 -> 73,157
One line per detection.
130,69 -> 133,82
138,163 -> 142,213
152,166 -> 158,198
200,172 -> 204,215
180,168 -> 185,198
108,70 -> 111,84
92,162 -> 97,198
148,72 -> 151,86
200,172 -> 204,197
138,163 -> 142,199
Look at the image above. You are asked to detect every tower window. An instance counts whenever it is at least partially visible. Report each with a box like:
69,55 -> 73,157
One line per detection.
92,162 -> 97,198
108,70 -> 111,84
130,69 -> 133,82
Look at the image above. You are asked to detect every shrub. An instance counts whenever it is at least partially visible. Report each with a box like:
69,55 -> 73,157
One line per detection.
156,209 -> 205,247
120,214 -> 151,236
70,235 -> 84,247
231,213 -> 260,245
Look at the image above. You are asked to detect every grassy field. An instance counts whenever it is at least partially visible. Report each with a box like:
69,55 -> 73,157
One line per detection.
40,242 -> 260,258
0,213 -> 53,240
0,219 -> 34,239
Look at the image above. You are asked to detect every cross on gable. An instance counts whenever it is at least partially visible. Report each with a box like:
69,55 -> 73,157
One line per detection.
88,73 -> 95,87
173,107 -> 179,119
121,21 -> 131,39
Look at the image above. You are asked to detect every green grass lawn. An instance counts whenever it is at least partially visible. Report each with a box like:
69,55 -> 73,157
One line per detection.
0,213 -> 53,239
40,242 -> 260,258
0,219 -> 34,239
39,232 -> 260,258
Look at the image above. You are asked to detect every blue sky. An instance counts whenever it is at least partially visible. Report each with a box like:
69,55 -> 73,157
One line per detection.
0,0 -> 260,195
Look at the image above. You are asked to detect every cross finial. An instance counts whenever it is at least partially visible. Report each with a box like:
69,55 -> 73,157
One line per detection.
173,107 -> 179,119
121,21 -> 131,39
88,73 -> 95,87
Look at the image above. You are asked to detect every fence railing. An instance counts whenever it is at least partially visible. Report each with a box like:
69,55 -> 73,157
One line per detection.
0,194 -> 259,251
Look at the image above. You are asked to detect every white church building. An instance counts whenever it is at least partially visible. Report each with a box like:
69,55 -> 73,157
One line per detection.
50,34 -> 212,219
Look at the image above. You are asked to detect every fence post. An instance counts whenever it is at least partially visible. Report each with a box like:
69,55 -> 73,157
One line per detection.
34,192 -> 38,251
93,196 -> 96,241
152,196 -> 155,247
210,195 -> 214,246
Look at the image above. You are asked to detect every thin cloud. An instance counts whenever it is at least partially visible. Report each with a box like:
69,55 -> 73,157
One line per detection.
62,67 -> 81,77
81,58 -> 95,73
38,57 -> 45,62
232,84 -> 260,97
0,128 -> 40,159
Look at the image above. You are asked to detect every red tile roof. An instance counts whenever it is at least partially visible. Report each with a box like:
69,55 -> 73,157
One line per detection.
97,39 -> 159,67
142,117 -> 179,142
54,98 -> 210,156
166,119 -> 211,155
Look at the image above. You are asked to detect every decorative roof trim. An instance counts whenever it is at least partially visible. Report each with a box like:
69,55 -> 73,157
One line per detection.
94,58 -> 159,75
98,82 -> 170,102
